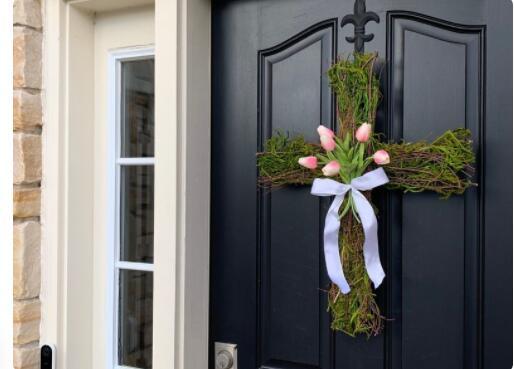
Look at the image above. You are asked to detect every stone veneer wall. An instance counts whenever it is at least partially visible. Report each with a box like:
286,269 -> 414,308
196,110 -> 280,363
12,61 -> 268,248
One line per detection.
13,0 -> 43,368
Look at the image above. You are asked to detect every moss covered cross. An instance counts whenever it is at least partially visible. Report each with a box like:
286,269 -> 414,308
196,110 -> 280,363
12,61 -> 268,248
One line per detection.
256,53 -> 475,337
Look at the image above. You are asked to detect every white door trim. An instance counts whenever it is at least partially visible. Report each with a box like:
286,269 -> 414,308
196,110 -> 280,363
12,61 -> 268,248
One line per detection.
42,0 -> 211,368
153,1 -> 211,368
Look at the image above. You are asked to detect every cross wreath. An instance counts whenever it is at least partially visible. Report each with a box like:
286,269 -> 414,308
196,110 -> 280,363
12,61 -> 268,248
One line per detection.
256,52 -> 475,338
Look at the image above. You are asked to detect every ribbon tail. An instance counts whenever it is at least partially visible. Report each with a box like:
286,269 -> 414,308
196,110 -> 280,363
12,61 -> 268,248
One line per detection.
351,190 -> 385,289
323,195 -> 351,294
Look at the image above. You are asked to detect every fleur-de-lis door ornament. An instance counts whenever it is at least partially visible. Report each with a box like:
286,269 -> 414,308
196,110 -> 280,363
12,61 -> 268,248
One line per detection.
341,0 -> 380,53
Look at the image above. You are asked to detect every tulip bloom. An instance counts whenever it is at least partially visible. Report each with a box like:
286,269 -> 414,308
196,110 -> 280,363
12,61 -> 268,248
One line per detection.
298,156 -> 318,169
322,160 -> 341,177
320,135 -> 336,151
317,125 -> 335,138
373,150 -> 390,165
355,123 -> 372,143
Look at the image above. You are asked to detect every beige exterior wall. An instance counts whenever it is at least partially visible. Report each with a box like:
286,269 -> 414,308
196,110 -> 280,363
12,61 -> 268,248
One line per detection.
13,0 -> 43,368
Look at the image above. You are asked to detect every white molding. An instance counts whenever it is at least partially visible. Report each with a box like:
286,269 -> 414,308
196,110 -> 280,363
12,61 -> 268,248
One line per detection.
106,39 -> 118,369
42,3 -> 157,369
40,0 -> 65,362
109,46 -> 154,60
152,2 -> 179,367
68,0 -> 154,13
42,3 -> 96,368
153,0 -> 211,368
42,1 -> 211,368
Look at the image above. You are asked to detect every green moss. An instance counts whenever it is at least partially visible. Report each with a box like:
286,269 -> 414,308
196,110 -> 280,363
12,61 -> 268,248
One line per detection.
328,53 -> 381,132
257,133 -> 321,188
328,213 -> 382,337
379,128 -> 475,198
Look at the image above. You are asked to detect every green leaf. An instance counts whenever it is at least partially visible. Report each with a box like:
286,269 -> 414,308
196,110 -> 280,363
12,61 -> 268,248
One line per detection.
343,132 -> 351,152
358,143 -> 365,159
348,146 -> 355,159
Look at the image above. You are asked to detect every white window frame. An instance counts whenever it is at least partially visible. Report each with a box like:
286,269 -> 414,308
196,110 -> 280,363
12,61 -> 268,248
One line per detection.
108,47 -> 156,369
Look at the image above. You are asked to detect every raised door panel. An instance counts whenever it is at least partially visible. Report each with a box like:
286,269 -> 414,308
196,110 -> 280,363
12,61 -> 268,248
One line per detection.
258,19 -> 337,369
387,12 -> 485,369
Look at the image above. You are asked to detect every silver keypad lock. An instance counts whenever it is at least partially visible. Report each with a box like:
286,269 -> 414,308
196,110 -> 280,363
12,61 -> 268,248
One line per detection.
214,342 -> 237,369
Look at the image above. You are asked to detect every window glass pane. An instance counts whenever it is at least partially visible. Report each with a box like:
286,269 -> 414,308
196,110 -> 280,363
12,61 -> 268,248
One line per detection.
120,166 -> 154,263
118,270 -> 153,368
121,59 -> 155,157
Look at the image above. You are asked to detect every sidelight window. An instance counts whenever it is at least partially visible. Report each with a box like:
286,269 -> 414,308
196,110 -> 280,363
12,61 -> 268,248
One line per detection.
111,49 -> 155,369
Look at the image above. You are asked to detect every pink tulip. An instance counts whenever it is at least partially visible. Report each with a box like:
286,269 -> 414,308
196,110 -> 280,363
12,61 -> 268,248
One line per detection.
322,160 -> 341,177
298,156 -> 318,169
355,123 -> 372,143
373,150 -> 390,165
317,125 -> 335,138
320,135 -> 336,151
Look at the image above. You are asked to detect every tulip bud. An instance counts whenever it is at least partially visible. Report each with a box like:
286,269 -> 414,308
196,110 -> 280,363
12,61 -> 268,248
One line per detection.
320,135 -> 336,151
317,125 -> 335,138
298,156 -> 318,169
355,123 -> 372,143
373,150 -> 390,165
322,160 -> 341,177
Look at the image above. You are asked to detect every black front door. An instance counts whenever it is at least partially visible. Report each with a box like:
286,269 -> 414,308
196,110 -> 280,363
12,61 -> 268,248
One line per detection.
211,1 -> 512,368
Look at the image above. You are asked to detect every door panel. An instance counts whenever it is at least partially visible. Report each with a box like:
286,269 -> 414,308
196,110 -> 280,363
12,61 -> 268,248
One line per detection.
211,1 -> 512,368
258,19 -> 336,368
387,12 -> 485,369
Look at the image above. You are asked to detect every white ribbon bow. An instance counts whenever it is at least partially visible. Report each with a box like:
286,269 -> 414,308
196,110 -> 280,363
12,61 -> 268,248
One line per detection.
311,167 -> 389,294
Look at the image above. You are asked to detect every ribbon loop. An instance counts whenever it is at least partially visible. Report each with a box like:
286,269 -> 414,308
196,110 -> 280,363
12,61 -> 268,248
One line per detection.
311,167 -> 389,294
350,167 -> 390,191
